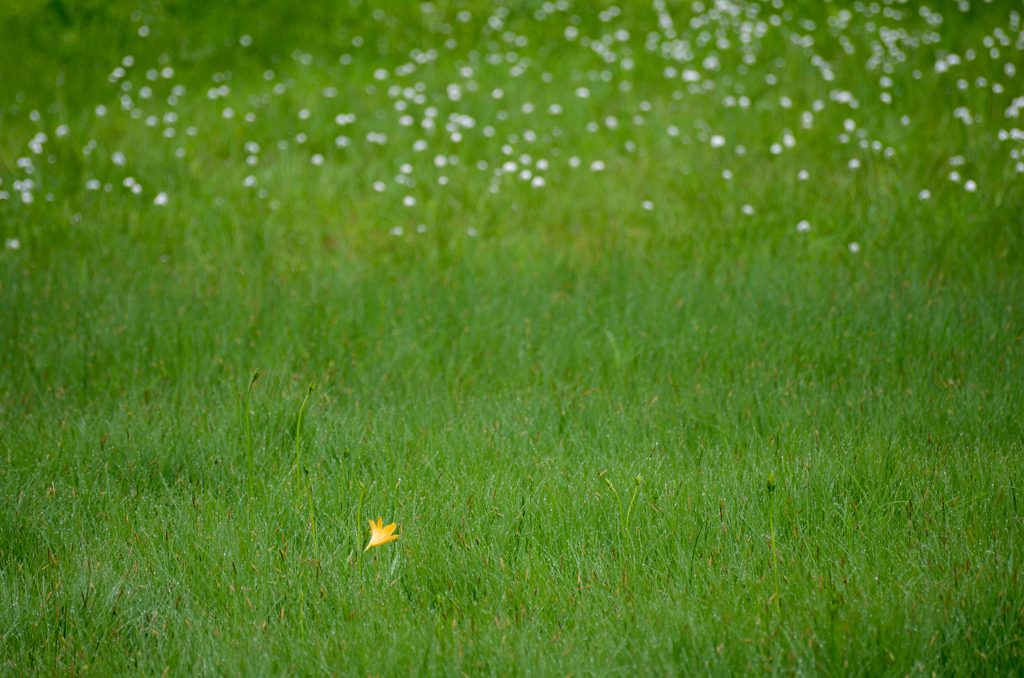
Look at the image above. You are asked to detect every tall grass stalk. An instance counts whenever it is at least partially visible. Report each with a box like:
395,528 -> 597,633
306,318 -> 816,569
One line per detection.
244,370 -> 259,498
356,482 -> 366,559
294,383 -> 315,514
604,476 -> 624,543
308,480 -> 319,562
768,473 -> 781,610
625,474 -> 643,534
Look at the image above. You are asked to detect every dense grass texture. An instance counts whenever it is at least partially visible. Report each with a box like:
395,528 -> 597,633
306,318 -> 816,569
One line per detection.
1,0 -> 1023,675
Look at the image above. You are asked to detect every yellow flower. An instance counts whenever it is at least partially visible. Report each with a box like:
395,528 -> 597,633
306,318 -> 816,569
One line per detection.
364,517 -> 399,551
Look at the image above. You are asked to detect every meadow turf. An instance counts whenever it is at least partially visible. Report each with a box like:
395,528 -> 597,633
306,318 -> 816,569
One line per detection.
1,0 -> 1023,675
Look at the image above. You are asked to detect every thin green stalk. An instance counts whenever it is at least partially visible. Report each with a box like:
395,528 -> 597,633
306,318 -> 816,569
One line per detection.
770,505 -> 780,604
625,474 -> 643,533
244,369 -> 259,503
294,383 -> 315,513
605,477 -> 624,538
356,482 -> 366,559
768,473 -> 781,609
242,368 -> 260,564
308,479 -> 319,562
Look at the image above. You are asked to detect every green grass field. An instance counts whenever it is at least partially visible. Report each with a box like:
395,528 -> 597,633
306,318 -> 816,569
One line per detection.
1,0 -> 1023,674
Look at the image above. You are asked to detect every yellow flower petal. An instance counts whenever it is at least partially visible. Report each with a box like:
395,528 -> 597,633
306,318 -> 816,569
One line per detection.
365,516 -> 400,551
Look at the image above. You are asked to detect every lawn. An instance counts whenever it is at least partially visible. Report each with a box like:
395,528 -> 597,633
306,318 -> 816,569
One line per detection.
1,0 -> 1022,675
